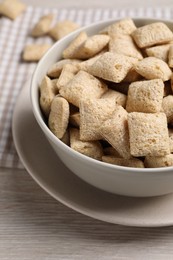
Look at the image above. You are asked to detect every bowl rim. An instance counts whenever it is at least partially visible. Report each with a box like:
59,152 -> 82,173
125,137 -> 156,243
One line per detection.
30,17 -> 173,174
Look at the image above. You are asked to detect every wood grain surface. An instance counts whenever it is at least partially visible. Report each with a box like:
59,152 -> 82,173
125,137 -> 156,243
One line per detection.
1,168 -> 173,260
2,0 -> 173,259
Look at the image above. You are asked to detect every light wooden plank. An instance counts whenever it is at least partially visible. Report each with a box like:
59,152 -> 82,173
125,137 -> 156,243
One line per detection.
0,169 -> 173,259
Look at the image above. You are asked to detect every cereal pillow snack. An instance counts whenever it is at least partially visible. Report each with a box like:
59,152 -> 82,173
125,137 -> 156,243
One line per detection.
131,22 -> 173,48
0,0 -> 26,20
48,96 -> 70,139
134,57 -> 172,81
22,44 -> 51,62
70,128 -> 103,160
102,18 -> 137,36
31,14 -> 54,37
87,52 -> 138,83
128,112 -> 170,157
145,44 -> 171,62
126,79 -> 164,113
100,106 -> 131,159
59,70 -> 108,107
102,156 -> 144,168
49,20 -> 79,40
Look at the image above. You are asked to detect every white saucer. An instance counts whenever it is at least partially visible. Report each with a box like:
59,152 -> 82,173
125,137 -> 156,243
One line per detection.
12,81 -> 173,227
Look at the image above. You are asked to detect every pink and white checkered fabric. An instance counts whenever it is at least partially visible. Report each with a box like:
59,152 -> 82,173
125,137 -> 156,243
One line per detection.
0,5 -> 173,169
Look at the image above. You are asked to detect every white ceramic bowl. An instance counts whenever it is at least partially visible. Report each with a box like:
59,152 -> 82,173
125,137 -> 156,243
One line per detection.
31,18 -> 173,197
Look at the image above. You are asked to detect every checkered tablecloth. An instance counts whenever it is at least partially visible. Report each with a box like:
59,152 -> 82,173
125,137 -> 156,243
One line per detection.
0,5 -> 173,169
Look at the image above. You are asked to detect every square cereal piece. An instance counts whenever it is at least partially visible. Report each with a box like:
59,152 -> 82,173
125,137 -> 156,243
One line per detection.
102,156 -> 144,168
22,44 -> 51,62
62,31 -> 88,59
128,112 -> 170,157
126,79 -> 164,113
162,95 -> 173,124
100,106 -> 131,159
132,22 -> 173,48
107,18 -> 137,37
31,14 -> 54,37
59,70 -> 108,107
47,59 -> 81,78
57,64 -> 79,90
145,44 -> 171,62
39,76 -> 58,117
49,20 -> 79,40
48,96 -> 70,139
101,89 -> 127,107
109,34 -> 143,60
134,57 -> 172,81
80,98 -> 116,141
70,34 -> 110,59
0,0 -> 26,20
144,154 -> 173,168
88,52 -> 137,83
70,128 -> 103,160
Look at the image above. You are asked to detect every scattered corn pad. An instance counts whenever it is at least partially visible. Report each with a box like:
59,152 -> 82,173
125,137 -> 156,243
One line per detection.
22,44 -> 51,62
0,0 -> 26,20
49,20 -> 79,40
31,14 -> 54,37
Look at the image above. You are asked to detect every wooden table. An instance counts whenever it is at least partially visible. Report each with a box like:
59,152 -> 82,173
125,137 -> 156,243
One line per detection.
1,0 -> 173,259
